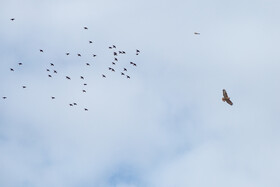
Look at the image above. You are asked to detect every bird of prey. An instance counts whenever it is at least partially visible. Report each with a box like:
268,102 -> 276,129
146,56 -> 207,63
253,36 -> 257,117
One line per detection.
10,68 -> 14,71
222,89 -> 233,105
84,27 -> 88,30
194,32 -> 200,35
66,76 -> 71,80
40,49 -> 44,52
10,18 -> 15,21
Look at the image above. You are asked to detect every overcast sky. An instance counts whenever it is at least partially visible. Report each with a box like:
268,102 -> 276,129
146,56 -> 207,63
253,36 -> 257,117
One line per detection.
1,0 -> 280,186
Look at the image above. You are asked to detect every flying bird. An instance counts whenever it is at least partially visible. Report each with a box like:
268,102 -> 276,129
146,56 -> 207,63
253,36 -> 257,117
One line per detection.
89,41 -> 93,44
123,68 -> 127,71
102,74 -> 106,78
50,63 -> 54,66
73,103 -> 77,106
222,89 -> 233,105
86,63 -> 90,66
48,75 -> 52,78
22,86 -> 26,88
54,70 -> 57,73
10,18 -> 15,21
18,63 -> 22,65
40,49 -> 44,52
84,83 -> 87,86
51,97 -> 55,99
112,45 -> 116,48
194,32 -> 200,35
121,72 -> 125,75
93,54 -> 96,57
84,27 -> 88,30
84,108 -> 88,111
2,97 -> 7,99
80,76 -> 84,79
69,104 -> 73,106
109,47 -> 112,49
46,69 -> 50,72
10,68 -> 14,71
114,52 -> 118,56
112,62 -> 115,65
114,58 -> 118,61
78,53 -> 81,57
82,90 -> 86,93
66,76 -> 71,80
126,75 -> 130,79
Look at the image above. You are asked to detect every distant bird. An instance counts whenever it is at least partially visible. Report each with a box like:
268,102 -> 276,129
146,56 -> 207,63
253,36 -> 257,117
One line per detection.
108,67 -> 112,70
54,70 -> 57,73
114,58 -> 118,61
133,63 -> 137,66
2,97 -> 7,99
84,83 -> 87,86
40,49 -> 44,52
66,76 -> 71,80
22,86 -> 26,88
118,51 -> 122,54
102,74 -> 106,78
82,90 -> 86,93
51,97 -> 55,99
109,47 -> 112,49
78,53 -> 81,57
222,89 -> 233,105
112,62 -> 116,65
48,75 -> 52,78
18,63 -> 22,65
80,76 -> 84,79
126,75 -> 130,79
122,51 -> 126,54
89,41 -> 93,44
93,54 -> 96,57
86,63 -> 90,66
10,68 -> 14,71
84,108 -> 88,111
111,68 -> 115,72
121,72 -> 125,75
50,63 -> 54,66
66,52 -> 70,55
69,104 -> 73,106
73,103 -> 77,106
194,32 -> 200,35
113,45 -> 116,48
114,52 -> 118,56
136,49 -> 140,55
10,18 -> 15,21
46,69 -> 50,72
123,68 -> 127,71
130,62 -> 134,65
84,27 -> 88,30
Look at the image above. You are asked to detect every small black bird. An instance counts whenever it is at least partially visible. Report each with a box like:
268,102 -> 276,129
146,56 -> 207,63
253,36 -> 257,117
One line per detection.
2,97 -> 7,99
123,68 -> 127,71
66,52 -> 70,55
111,69 -> 115,72
84,83 -> 87,86
130,62 -> 133,64
10,18 -> 15,21
50,63 -> 54,66
114,52 -> 118,56
10,68 -> 14,71
69,104 -> 73,106
86,63 -> 90,66
114,58 -> 118,61
82,90 -> 86,93
46,69 -> 50,72
48,75 -> 52,78
113,45 -> 116,48
78,53 -> 81,57
66,76 -> 71,80
73,103 -> 77,106
121,72 -> 125,75
112,62 -> 115,65
108,67 -> 112,70
133,63 -> 137,66
54,70 -> 57,73
89,41 -> 93,44
126,75 -> 130,79
80,76 -> 84,79
51,97 -> 55,99
84,108 -> 88,111
40,49 -> 43,52
102,74 -> 106,78
18,63 -> 22,65
194,32 -> 200,35
122,51 -> 126,54
84,27 -> 88,30
109,46 -> 112,49
118,51 -> 122,54
22,86 -> 26,88
136,49 -> 140,53
93,54 -> 96,57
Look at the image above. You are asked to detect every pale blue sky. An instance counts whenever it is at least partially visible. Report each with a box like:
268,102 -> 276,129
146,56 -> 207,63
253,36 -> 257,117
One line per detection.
1,0 -> 280,186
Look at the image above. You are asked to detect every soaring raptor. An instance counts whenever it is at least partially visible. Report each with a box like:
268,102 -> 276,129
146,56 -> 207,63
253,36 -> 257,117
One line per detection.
222,89 -> 233,105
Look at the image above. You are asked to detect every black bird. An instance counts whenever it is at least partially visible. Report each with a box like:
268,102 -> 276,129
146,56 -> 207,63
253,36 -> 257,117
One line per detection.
54,70 -> 57,73
84,108 -> 88,111
48,75 -> 52,78
50,63 -> 54,66
73,103 -> 77,106
10,18 -> 15,21
93,54 -> 96,57
40,49 -> 44,52
114,52 -> 118,56
102,74 -> 106,78
118,51 -> 122,54
46,69 -> 50,72
108,67 -> 112,70
89,41 -> 93,44
84,27 -> 88,30
133,63 -> 137,66
80,76 -> 84,79
66,76 -> 71,80
130,62 -> 133,65
69,104 -> 73,106
123,68 -> 127,71
2,97 -> 7,99
84,83 -> 87,86
82,90 -> 86,93
126,75 -> 130,79
18,63 -> 22,65
113,45 -> 116,48
136,49 -> 140,53
66,52 -> 70,55
194,32 -> 200,35
22,86 -> 26,88
112,62 -> 115,65
122,51 -> 126,54
111,69 -> 115,72
78,53 -> 81,57
51,97 -> 55,99
109,46 -> 112,49
10,68 -> 14,71
114,58 -> 118,61
86,63 -> 90,66
121,72 -> 125,75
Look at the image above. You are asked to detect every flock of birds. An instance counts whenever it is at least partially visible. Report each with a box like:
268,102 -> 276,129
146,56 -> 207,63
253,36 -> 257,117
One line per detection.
2,18 -> 233,108
2,18 -> 143,111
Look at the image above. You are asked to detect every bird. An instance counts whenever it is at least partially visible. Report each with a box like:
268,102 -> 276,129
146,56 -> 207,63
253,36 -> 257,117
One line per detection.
22,86 -> 26,88
66,76 -> 71,80
86,63 -> 90,66
121,72 -> 125,75
133,63 -> 137,66
82,90 -> 86,93
40,49 -> 44,52
108,67 -> 112,70
136,49 -> 140,53
126,75 -> 130,79
194,32 -> 200,35
69,104 -> 73,106
48,75 -> 52,78
111,69 -> 115,72
54,70 -> 57,73
84,27 -> 88,30
123,68 -> 127,71
114,58 -> 118,61
78,53 -> 81,57
114,52 -> 118,56
50,63 -> 54,66
84,83 -> 87,86
46,69 -> 50,72
102,74 -> 106,78
73,103 -> 77,106
66,52 -> 70,55
80,76 -> 84,79
109,46 -> 112,49
222,89 -> 233,105
130,62 -> 133,64
10,68 -> 14,71
84,108 -> 88,111
112,62 -> 116,65
113,45 -> 116,48
2,97 -> 7,99
93,54 -> 96,57
10,18 -> 15,21
18,63 -> 22,65
51,96 -> 55,99
89,41 -> 93,44
118,51 -> 122,54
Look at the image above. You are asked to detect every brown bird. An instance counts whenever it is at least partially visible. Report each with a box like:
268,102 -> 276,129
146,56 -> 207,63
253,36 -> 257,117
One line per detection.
78,53 -> 81,57
66,52 -> 70,55
48,75 -> 52,78
10,18 -> 15,21
2,97 -> 7,99
89,41 -> 93,44
40,49 -> 43,52
10,68 -> 14,71
123,68 -> 127,71
194,32 -> 200,35
84,27 -> 88,30
102,74 -> 106,78
222,89 -> 233,105
18,63 -> 22,65
66,76 -> 71,80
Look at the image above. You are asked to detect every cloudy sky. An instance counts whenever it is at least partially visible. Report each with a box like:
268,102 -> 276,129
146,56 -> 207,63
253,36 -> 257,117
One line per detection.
1,0 -> 280,186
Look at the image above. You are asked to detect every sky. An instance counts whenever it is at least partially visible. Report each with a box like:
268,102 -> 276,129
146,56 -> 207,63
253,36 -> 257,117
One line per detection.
1,0 -> 280,186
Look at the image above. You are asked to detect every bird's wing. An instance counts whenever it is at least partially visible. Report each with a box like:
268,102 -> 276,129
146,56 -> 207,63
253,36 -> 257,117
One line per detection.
226,99 -> 233,105
223,89 -> 228,98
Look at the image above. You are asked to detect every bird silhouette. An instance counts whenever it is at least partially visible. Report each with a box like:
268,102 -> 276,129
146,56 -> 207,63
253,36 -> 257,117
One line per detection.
22,86 -> 26,88
2,97 -> 7,99
89,41 -> 93,44
194,32 -> 200,35
50,63 -> 54,66
66,53 -> 70,55
102,74 -> 106,78
10,68 -> 14,71
84,27 -> 88,30
10,18 -> 15,21
51,97 -> 55,99
114,52 -> 118,56
133,63 -> 137,66
111,69 -> 115,72
18,63 -> 22,65
84,108 -> 88,111
82,90 -> 86,93
40,49 -> 44,52
54,70 -> 57,73
84,83 -> 87,86
66,76 -> 71,80
73,103 -> 77,106
121,72 -> 125,75
69,104 -> 73,106
126,75 -> 130,79
46,69 -> 50,72
113,45 -> 116,48
48,75 -> 52,78
108,67 -> 112,70
114,58 -> 118,61
123,68 -> 127,71
78,53 -> 81,57
93,54 -> 96,57
109,47 -> 112,49
112,62 -> 116,65
80,76 -> 84,79
86,63 -> 90,66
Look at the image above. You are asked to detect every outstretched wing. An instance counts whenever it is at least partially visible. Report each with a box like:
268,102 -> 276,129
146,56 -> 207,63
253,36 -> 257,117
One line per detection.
223,89 -> 228,98
226,98 -> 233,105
